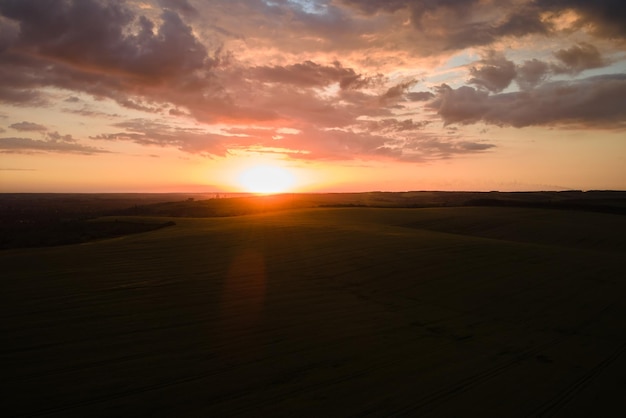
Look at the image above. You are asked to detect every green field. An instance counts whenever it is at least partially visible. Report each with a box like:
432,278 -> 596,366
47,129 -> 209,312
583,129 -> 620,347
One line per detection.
3,207 -> 626,416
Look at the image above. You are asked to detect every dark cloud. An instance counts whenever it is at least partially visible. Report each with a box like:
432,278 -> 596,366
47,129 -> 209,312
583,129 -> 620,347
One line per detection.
0,14 -> 19,52
468,52 -> 517,93
416,2 -> 548,50
360,135 -> 496,163
536,0 -> 626,38
491,7 -> 548,38
381,80 -> 417,101
341,0 -> 626,51
0,85 -> 47,106
406,91 -> 435,102
457,141 -> 495,151
430,74 -> 626,129
250,61 -> 373,90
0,51 -> 121,105
0,0 -> 211,82
158,0 -> 197,16
365,118 -> 430,133
430,84 -> 489,126
340,72 -> 384,90
341,0 -> 549,50
0,0 -> 236,120
339,0 -> 408,15
9,121 -> 47,131
403,137 -> 495,159
553,42 -> 606,74
168,108 -> 188,117
516,59 -> 550,90
1,132 -> 109,154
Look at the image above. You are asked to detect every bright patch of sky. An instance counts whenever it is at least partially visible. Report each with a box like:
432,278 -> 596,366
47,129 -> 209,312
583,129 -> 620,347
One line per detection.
289,0 -> 328,15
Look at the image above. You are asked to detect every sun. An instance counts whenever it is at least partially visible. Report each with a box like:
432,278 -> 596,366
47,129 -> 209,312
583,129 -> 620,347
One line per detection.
237,165 -> 296,194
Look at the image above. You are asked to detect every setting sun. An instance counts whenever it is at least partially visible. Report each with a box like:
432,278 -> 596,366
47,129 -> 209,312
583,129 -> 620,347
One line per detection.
237,165 -> 296,194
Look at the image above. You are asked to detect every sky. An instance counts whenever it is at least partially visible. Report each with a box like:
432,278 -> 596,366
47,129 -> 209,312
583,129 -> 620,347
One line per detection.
1,0 -> 625,193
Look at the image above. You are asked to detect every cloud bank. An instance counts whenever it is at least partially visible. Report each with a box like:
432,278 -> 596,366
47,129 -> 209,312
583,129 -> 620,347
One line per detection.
1,132 -> 109,154
0,0 -> 624,161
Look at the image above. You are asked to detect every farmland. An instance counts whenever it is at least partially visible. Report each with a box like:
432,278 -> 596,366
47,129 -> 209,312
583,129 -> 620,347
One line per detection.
2,202 -> 626,416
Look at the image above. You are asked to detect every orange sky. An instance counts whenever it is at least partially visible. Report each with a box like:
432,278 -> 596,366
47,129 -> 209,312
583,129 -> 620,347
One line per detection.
1,0 -> 625,192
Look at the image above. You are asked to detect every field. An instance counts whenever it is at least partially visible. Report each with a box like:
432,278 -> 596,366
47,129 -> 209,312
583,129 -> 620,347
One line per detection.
3,204 -> 626,416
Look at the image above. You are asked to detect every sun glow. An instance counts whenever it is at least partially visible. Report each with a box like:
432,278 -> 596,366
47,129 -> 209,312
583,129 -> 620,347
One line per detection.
237,165 -> 296,194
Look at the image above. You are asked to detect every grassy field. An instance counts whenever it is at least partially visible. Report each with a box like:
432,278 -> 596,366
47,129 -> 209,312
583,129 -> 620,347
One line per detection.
2,206 -> 626,416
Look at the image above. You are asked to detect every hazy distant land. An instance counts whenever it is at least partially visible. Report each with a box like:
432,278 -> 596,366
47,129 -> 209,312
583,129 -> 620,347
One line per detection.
2,191 -> 626,416
2,190 -> 625,249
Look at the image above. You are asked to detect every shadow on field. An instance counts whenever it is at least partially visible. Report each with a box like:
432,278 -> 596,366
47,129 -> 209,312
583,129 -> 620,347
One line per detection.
0,219 -> 175,249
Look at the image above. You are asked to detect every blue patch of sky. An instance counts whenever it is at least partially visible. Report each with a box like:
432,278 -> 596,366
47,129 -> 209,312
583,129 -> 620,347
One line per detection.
288,0 -> 329,15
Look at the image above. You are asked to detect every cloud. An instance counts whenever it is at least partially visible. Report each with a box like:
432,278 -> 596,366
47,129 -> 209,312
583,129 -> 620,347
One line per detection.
341,0 -> 548,50
381,80 -> 418,101
0,0 -> 211,82
9,121 -> 47,131
0,0 -> 232,119
552,42 -> 606,74
1,1 -> 321,127
249,60 -> 375,90
270,120 -> 494,162
469,52 -> 517,93
158,0 -> 197,16
412,1 -> 548,50
340,0 -> 626,52
1,0 -> 624,168
401,137 -> 496,160
407,91 -> 435,102
1,132 -> 110,154
92,113 -> 493,163
92,119 -> 229,156
536,0 -> 626,38
0,14 -> 19,52
294,127 -> 393,160
338,0 -> 408,15
0,84 -> 47,106
365,118 -> 430,133
430,74 -> 626,129
516,59 -> 550,90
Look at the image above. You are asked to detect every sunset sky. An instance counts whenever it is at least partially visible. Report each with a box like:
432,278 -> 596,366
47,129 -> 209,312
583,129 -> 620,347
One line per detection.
1,0 -> 625,193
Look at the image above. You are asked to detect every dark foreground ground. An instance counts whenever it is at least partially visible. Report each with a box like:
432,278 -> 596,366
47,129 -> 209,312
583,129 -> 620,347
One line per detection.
2,200 -> 626,417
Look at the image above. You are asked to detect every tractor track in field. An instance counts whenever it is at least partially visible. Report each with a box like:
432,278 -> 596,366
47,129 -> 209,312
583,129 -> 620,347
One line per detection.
386,303 -> 618,417
529,340 -> 626,417
386,333 -> 572,417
